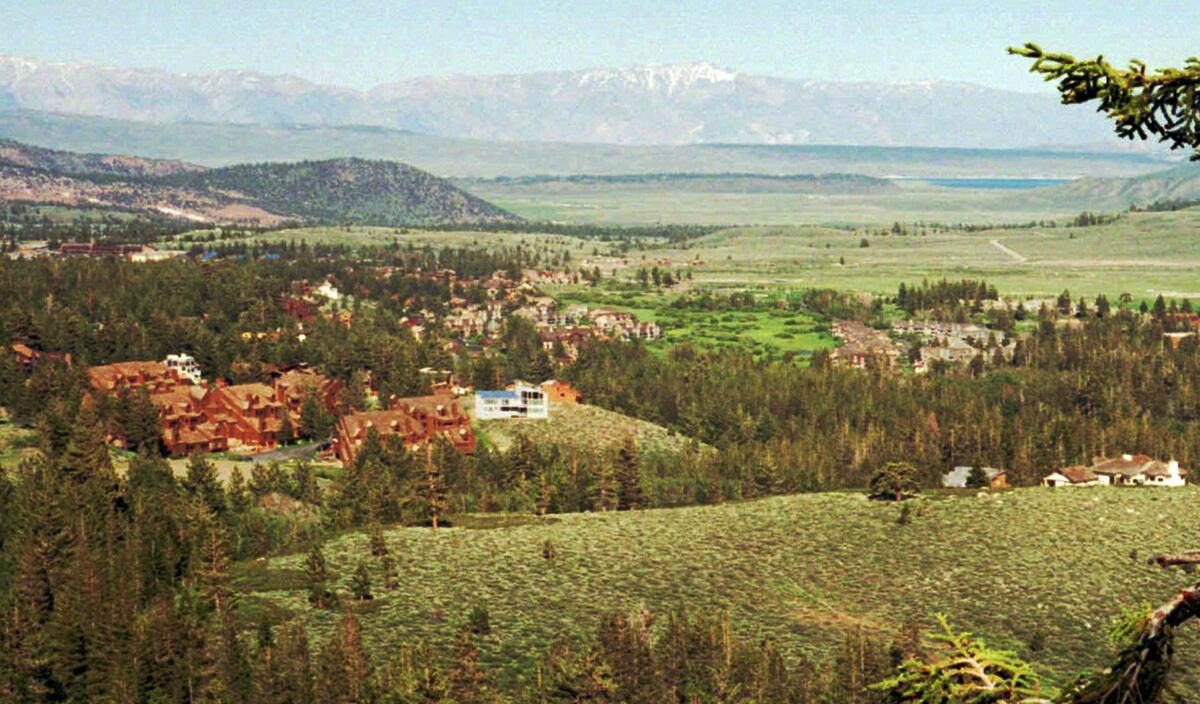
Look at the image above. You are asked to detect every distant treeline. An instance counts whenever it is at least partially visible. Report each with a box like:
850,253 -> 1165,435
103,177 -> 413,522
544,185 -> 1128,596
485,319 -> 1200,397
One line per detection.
1132,197 -> 1200,212
417,221 -> 722,243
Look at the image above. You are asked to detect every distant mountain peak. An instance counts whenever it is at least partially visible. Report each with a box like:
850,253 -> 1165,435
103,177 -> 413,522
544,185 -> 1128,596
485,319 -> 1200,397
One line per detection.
575,61 -> 739,94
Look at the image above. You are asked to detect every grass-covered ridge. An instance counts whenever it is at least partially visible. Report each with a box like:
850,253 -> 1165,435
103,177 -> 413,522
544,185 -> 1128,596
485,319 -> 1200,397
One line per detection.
240,487 -> 1200,696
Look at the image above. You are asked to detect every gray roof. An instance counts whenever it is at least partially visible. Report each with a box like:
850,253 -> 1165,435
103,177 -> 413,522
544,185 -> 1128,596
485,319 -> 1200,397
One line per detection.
942,466 -> 1003,488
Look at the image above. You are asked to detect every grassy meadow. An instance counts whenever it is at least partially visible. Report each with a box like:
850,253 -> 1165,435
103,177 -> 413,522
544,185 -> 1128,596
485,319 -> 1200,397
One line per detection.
474,401 -> 706,455
645,209 -> 1200,300
236,487 -> 1200,698
466,178 -> 1082,226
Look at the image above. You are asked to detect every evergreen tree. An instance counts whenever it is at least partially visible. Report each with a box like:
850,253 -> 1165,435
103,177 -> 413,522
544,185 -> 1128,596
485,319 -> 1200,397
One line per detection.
615,437 -> 642,511
419,447 -> 448,530
351,561 -> 372,602
184,453 -> 226,516
317,613 -> 372,704
305,544 -> 332,609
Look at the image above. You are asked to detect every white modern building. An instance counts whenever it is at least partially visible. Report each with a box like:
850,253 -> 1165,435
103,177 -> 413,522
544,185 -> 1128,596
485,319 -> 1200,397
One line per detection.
474,381 -> 549,419
163,353 -> 203,384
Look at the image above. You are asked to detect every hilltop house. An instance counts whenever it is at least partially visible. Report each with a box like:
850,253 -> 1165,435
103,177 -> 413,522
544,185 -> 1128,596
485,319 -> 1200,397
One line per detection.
540,379 -> 582,405
1042,466 -> 1106,488
942,466 -> 1008,489
1043,454 -> 1187,488
475,381 -> 549,420
164,353 -> 203,384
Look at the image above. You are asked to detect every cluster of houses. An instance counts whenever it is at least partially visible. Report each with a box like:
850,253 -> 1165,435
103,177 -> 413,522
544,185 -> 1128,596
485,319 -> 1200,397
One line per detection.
7,241 -> 187,262
830,321 -> 901,370
941,454 -> 1188,490
42,345 -> 584,466
427,290 -> 661,361
87,357 -> 344,457
1042,454 -> 1188,488
892,320 -> 1012,373
832,319 -> 1016,373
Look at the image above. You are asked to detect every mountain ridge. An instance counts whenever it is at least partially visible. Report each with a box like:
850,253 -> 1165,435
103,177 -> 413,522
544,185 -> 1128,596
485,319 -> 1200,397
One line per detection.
0,55 -> 1124,148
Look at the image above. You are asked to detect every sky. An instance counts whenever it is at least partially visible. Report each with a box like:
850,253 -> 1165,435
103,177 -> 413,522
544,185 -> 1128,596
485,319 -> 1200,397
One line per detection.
1,1 -> 1196,92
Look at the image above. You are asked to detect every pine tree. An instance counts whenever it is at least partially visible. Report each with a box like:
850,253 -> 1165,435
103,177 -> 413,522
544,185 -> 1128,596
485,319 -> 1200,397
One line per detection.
381,555 -> 399,591
447,628 -> 492,704
305,544 -> 331,609
369,524 -> 389,558
593,461 -> 617,512
351,561 -> 372,602
419,447 -> 448,530
317,613 -> 372,704
616,437 -> 642,511
184,453 -> 226,517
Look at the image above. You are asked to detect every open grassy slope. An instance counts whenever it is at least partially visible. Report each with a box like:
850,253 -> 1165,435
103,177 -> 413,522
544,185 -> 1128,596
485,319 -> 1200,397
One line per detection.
238,488 -> 1200,697
650,210 -> 1200,299
474,401 -> 704,455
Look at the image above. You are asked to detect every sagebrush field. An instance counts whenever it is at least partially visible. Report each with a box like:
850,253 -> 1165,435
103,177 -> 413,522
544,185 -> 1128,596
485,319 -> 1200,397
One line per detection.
237,487 -> 1200,697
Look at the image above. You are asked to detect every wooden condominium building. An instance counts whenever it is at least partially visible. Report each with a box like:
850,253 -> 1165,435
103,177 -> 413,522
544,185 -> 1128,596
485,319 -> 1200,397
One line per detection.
87,360 -> 344,456
332,394 -> 475,465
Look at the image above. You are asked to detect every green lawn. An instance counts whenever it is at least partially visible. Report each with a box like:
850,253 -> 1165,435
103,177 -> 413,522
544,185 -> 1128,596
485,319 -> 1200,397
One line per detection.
551,288 -> 836,358
237,487 -> 1200,698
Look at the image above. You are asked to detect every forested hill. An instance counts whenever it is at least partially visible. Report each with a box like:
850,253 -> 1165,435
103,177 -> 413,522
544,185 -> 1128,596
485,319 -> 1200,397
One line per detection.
168,158 -> 518,226
0,139 -> 519,226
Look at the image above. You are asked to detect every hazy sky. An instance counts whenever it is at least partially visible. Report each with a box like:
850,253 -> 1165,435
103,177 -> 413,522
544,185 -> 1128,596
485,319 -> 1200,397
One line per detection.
2,1 -> 1195,92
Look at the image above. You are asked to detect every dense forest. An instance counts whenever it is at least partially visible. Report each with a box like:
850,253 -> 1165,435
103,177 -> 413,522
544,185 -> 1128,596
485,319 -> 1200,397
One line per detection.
3,251 -> 1200,701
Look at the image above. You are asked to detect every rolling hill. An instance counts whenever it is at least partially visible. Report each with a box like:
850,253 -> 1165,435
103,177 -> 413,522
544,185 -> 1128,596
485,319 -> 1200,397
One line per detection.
0,55 -> 1127,149
238,488 -> 1200,695
1019,161 -> 1200,210
0,139 -> 518,225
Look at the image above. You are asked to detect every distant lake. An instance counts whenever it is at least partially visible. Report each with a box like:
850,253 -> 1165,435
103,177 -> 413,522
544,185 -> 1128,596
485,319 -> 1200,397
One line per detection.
919,178 -> 1070,190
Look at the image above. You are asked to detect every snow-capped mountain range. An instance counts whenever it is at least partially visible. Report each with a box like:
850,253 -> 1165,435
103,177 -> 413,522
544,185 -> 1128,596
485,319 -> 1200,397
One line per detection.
0,55 -> 1118,148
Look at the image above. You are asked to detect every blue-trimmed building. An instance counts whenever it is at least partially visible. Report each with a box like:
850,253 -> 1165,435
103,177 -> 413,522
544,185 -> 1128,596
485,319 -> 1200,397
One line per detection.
475,381 -> 549,419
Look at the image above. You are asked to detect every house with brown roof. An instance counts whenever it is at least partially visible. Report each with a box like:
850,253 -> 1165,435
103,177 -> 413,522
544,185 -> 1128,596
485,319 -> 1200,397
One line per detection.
88,361 -> 189,395
11,344 -> 39,374
1042,465 -> 1106,488
272,366 -> 343,425
541,380 -> 582,405
1043,454 -> 1187,488
1089,454 -> 1187,487
391,395 -> 476,454
152,387 -> 230,456
204,383 -> 286,451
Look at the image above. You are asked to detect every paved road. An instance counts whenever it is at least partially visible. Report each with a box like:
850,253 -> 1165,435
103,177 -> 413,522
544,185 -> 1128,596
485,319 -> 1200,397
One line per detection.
239,440 -> 328,463
989,239 -> 1027,263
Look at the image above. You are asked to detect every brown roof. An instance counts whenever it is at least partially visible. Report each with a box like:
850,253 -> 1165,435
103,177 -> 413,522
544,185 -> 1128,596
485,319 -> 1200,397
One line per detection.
216,383 -> 281,409
338,409 -> 424,441
1058,465 -> 1098,483
392,395 -> 468,421
88,361 -> 176,390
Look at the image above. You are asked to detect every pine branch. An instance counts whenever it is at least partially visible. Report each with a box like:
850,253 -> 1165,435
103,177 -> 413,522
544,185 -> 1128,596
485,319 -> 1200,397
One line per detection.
1008,43 -> 1200,159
